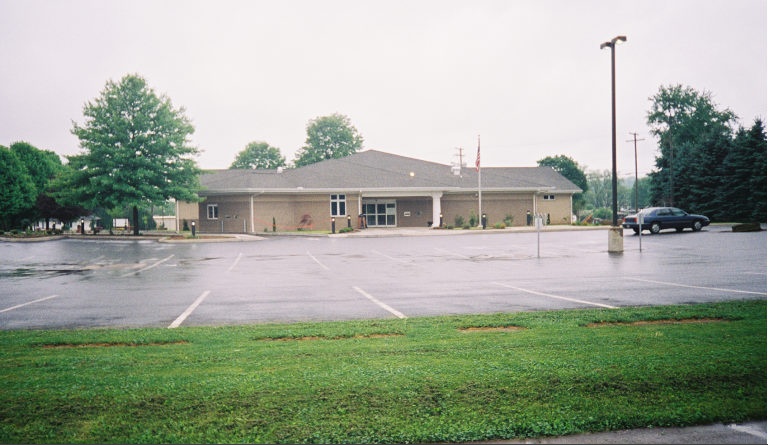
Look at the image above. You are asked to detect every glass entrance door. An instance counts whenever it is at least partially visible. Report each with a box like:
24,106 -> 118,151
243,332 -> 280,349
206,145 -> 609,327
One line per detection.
363,200 -> 396,227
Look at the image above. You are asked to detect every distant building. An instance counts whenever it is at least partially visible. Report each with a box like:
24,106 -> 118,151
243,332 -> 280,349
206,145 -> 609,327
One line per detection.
177,150 -> 582,233
152,215 -> 177,231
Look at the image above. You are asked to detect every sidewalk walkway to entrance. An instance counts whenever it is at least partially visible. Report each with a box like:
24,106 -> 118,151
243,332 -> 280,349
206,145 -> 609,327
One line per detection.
336,224 -> 609,237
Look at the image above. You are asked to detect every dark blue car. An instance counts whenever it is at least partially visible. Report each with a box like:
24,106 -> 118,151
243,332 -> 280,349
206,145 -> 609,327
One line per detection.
622,207 -> 710,234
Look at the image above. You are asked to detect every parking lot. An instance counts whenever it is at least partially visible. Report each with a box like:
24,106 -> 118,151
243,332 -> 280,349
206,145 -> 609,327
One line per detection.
1,226 -> 765,330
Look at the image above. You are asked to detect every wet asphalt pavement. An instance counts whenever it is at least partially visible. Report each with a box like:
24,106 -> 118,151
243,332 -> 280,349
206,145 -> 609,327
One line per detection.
0,225 -> 764,330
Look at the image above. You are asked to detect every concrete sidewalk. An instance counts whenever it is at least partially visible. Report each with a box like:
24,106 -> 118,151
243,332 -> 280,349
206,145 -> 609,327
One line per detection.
334,224 -> 609,237
467,420 -> 767,444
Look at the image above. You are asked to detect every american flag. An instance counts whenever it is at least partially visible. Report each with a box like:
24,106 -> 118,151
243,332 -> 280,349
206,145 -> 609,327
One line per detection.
475,137 -> 480,172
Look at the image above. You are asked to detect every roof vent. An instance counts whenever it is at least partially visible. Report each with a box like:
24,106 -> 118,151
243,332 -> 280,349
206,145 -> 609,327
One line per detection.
276,167 -> 283,174
451,165 -> 461,176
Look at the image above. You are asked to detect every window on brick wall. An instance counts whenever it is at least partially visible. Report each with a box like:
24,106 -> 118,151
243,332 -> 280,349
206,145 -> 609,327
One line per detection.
207,204 -> 219,219
330,194 -> 346,216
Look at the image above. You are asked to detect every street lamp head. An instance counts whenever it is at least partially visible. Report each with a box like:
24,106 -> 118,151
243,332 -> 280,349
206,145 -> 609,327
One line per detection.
600,35 -> 627,49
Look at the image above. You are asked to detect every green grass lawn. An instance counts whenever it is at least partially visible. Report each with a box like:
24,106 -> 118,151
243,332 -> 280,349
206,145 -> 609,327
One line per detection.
1,299 -> 765,444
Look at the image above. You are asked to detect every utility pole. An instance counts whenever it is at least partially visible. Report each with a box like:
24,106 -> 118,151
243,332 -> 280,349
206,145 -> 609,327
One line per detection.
627,132 -> 645,252
627,132 -> 645,213
454,147 -> 465,167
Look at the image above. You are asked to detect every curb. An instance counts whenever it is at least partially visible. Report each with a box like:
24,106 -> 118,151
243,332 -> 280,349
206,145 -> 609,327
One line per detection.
158,234 -> 264,243
0,223 -> 752,242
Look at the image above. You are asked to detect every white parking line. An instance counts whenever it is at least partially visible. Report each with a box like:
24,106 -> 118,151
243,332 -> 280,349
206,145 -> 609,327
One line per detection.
492,282 -> 617,309
121,254 -> 175,277
168,290 -> 211,328
306,251 -> 330,270
435,247 -> 471,259
626,277 -> 767,295
372,250 -> 411,264
0,295 -> 58,313
353,286 -> 407,319
227,252 -> 243,272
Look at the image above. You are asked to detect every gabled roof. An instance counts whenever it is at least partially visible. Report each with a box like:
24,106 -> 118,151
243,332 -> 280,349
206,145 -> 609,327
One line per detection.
199,149 -> 582,195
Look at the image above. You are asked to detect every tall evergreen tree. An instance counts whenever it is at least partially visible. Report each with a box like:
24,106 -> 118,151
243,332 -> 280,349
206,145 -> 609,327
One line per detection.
686,133 -> 731,218
745,120 -> 767,222
646,84 -> 737,213
720,119 -> 767,222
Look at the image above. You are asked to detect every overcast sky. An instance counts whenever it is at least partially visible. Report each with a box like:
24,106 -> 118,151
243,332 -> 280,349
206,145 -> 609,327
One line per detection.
1,0 -> 765,177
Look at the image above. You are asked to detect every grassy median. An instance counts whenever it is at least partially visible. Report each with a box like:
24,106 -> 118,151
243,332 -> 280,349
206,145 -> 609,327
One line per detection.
1,299 -> 765,444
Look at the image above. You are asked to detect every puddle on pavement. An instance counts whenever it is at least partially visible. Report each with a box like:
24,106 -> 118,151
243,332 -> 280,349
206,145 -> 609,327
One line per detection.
0,261 -> 150,278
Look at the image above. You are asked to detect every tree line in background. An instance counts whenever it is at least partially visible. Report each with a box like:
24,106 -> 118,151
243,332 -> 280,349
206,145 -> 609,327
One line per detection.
1,75 -> 764,234
0,75 -> 367,234
646,84 -> 766,222
229,113 -> 363,169
541,84 -> 766,224
1,75 -> 201,234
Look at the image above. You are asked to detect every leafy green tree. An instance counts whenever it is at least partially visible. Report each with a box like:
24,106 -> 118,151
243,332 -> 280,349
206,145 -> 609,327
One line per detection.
617,178 -> 634,213
59,74 -> 201,235
584,169 -> 612,210
625,176 -> 652,212
537,155 -> 588,213
230,141 -> 286,169
646,84 -> 737,211
10,142 -> 63,195
10,142 -> 65,228
0,146 -> 36,230
294,113 -> 363,167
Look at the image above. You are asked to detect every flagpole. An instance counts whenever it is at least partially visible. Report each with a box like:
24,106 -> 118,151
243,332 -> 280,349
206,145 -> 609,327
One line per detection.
476,135 -> 482,227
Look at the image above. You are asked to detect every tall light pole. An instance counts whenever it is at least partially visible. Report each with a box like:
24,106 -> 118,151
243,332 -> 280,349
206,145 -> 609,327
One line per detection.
601,35 -> 626,253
